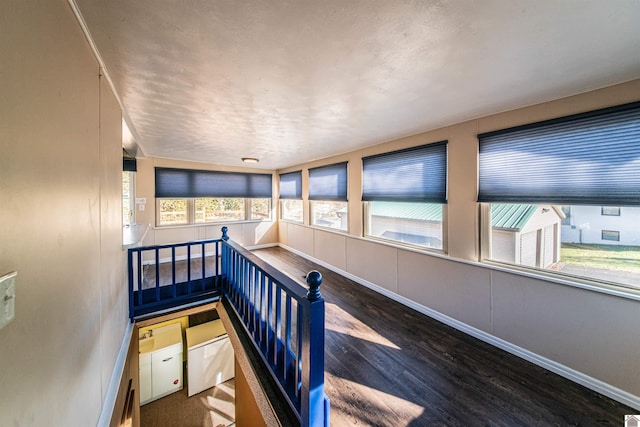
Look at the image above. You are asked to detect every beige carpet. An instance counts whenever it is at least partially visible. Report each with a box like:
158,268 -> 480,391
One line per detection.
140,378 -> 235,427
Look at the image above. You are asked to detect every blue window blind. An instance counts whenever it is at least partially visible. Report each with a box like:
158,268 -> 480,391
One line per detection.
279,171 -> 302,199
362,141 -> 448,203
308,162 -> 348,201
478,101 -> 640,205
155,168 -> 272,198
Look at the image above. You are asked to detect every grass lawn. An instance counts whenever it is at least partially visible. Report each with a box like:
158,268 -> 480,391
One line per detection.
560,243 -> 640,273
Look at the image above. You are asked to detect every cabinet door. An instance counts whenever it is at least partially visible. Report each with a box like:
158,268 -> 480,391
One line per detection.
152,350 -> 183,398
139,354 -> 152,405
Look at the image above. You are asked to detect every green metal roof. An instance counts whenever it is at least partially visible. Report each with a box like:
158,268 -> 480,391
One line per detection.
367,202 -> 537,230
369,202 -> 442,222
491,204 -> 537,231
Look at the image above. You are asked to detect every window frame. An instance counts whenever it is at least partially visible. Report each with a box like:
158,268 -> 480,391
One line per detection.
123,170 -> 136,227
361,142 -> 448,252
307,162 -> 349,231
478,102 -> 640,292
601,229 -> 620,242
601,206 -> 621,216
480,203 -> 639,291
279,170 -> 303,223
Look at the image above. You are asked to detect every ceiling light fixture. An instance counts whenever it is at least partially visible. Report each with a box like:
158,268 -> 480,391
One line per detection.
242,157 -> 259,163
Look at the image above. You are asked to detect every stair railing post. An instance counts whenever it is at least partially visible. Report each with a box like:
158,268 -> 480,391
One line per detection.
220,227 -> 229,291
301,270 -> 327,427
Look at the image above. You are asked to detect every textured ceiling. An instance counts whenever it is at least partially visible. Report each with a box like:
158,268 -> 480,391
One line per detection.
74,0 -> 640,170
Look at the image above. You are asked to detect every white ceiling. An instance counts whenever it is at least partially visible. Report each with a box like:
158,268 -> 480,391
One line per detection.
74,0 -> 640,170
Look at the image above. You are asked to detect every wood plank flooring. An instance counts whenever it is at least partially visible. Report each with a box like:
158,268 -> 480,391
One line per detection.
253,246 -> 634,426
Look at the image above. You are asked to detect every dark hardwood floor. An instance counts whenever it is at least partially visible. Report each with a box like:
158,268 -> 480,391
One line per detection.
253,246 -> 634,426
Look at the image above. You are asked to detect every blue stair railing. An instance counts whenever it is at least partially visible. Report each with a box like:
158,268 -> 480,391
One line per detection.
220,226 -> 330,427
128,238 -> 223,319
127,227 -> 330,427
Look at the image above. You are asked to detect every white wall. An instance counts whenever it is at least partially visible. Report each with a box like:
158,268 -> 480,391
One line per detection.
562,206 -> 640,245
278,79 -> 640,409
0,1 -> 128,425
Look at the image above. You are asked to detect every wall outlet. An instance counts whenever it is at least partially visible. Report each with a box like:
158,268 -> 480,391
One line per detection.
0,271 -> 17,329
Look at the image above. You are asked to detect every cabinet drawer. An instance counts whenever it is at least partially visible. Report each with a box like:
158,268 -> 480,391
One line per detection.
151,343 -> 182,362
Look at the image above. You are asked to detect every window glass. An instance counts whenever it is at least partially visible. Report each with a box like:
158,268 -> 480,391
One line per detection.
250,198 -> 271,220
601,230 -> 620,241
486,204 -> 639,288
281,199 -> 303,222
366,201 -> 443,250
122,171 -> 135,226
311,201 -> 348,231
601,207 -> 621,216
195,198 -> 244,223
158,199 -> 189,226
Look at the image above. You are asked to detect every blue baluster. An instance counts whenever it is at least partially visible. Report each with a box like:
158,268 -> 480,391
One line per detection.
171,246 -> 176,298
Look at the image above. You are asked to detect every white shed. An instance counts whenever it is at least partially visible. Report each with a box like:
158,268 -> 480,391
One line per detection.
491,204 -> 564,268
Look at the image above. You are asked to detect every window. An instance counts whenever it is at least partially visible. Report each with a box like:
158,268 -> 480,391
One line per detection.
157,198 -> 270,226
309,162 -> 348,230
279,171 -> 303,222
122,171 -> 135,226
479,101 -> 640,289
601,206 -> 621,216
155,168 -> 272,226
158,198 -> 188,225
281,200 -> 303,222
366,201 -> 443,249
310,201 -> 348,230
362,142 -> 447,250
250,198 -> 271,220
195,198 -> 244,223
601,230 -> 620,241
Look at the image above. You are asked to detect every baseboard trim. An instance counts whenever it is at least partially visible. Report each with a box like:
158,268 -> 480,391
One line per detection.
278,244 -> 640,411
97,321 -> 134,427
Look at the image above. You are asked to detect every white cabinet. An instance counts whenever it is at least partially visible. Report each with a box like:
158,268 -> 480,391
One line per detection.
151,343 -> 183,398
186,320 -> 235,396
139,353 -> 152,404
139,323 -> 183,405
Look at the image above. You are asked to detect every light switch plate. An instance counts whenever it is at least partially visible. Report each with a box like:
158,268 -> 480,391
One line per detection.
0,271 -> 17,329
135,198 -> 146,204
